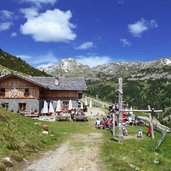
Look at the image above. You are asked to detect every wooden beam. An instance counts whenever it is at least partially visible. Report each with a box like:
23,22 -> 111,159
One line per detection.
121,110 -> 163,112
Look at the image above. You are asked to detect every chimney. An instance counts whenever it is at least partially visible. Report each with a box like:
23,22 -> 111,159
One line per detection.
55,77 -> 59,86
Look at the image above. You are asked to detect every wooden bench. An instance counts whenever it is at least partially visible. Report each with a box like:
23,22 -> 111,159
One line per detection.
25,113 -> 39,118
56,115 -> 71,121
22,112 -> 39,118
73,116 -> 88,122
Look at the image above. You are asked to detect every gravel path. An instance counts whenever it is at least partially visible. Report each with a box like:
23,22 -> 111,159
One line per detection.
23,107 -> 106,171
85,107 -> 106,118
24,133 -> 104,171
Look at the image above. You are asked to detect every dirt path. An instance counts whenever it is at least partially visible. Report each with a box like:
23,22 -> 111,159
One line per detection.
23,132 -> 104,171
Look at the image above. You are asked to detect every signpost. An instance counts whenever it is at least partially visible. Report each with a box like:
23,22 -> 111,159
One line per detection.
118,78 -> 123,143
114,78 -> 163,142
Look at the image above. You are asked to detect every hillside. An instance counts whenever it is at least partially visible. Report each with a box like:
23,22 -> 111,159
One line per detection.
0,108 -> 94,170
0,49 -> 48,76
0,108 -> 59,170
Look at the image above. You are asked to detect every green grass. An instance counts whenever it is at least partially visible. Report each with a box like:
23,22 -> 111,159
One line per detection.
101,126 -> 171,171
1,107 -> 171,171
0,108 -> 94,170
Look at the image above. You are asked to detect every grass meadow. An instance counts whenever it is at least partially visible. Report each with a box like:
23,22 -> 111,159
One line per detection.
0,107 -> 171,171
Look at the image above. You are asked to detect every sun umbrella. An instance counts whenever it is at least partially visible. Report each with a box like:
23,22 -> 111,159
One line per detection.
56,100 -> 61,112
42,101 -> 48,114
81,102 -> 83,110
68,100 -> 72,110
89,99 -> 92,108
49,101 -> 54,113
85,98 -> 88,106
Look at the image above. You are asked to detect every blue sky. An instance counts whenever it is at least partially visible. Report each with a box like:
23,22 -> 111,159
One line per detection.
0,0 -> 171,68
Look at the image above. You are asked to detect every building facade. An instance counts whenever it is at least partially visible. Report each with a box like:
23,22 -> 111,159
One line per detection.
0,74 -> 87,113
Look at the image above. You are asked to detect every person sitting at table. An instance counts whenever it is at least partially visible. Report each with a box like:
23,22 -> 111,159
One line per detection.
30,109 -> 34,115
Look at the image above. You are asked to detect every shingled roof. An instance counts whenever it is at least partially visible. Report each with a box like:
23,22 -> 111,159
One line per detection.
0,74 -> 87,91
30,77 -> 87,90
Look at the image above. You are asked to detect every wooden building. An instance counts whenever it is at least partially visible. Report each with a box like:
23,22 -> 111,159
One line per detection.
0,74 -> 87,113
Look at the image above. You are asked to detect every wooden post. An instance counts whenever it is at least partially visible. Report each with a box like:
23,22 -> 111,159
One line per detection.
148,105 -> 154,139
113,112 -> 115,137
118,78 -> 123,143
155,129 -> 168,150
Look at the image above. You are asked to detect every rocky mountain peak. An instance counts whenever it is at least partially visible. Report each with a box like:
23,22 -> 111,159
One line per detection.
39,57 -> 90,77
39,57 -> 171,80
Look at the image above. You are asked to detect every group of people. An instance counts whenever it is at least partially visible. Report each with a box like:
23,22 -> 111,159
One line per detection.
70,108 -> 85,119
95,110 -> 153,139
95,113 -> 114,130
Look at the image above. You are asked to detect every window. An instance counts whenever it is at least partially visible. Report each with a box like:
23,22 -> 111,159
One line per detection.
24,89 -> 29,97
0,88 -> 5,96
78,93 -> 82,99
18,103 -> 26,111
1,103 -> 8,109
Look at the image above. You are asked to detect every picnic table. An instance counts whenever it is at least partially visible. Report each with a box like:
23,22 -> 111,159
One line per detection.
73,115 -> 88,122
24,112 -> 39,118
56,114 -> 71,121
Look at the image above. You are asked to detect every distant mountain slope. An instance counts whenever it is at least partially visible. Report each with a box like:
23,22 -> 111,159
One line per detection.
0,49 -> 48,76
39,58 -> 90,77
39,57 -> 171,123
39,57 -> 171,80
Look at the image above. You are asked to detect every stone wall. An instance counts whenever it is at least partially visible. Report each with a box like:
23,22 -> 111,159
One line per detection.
0,98 -> 79,113
0,99 -> 39,113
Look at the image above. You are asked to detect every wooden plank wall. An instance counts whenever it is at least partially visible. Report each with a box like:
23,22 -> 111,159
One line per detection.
0,76 -> 80,99
41,90 -> 78,98
0,77 -> 39,99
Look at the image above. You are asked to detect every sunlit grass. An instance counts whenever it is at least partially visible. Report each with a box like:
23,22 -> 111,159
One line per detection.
0,108 -> 95,170
1,107 -> 171,171
100,125 -> 171,171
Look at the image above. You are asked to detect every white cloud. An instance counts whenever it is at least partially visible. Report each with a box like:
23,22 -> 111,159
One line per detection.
20,9 -> 76,42
0,22 -> 12,31
17,52 -> 58,67
76,42 -> 94,50
11,32 -> 17,37
20,0 -> 57,7
120,38 -> 131,47
0,10 -> 14,20
20,8 -> 38,19
76,55 -> 112,68
17,54 -> 32,60
150,20 -> 158,28
116,0 -> 125,5
37,63 -> 54,68
128,18 -> 158,37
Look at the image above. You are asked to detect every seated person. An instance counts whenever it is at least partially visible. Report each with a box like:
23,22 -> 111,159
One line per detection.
95,118 -> 100,128
99,121 -> 104,129
30,109 -> 34,115
105,118 -> 113,129
128,116 -> 133,125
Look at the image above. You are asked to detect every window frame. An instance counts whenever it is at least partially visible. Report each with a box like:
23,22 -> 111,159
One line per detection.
0,88 -> 5,96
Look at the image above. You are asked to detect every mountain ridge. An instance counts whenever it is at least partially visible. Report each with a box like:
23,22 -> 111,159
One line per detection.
39,57 -> 171,80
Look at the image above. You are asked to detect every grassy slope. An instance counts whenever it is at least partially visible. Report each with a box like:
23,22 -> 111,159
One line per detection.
0,108 -> 94,170
1,107 -> 171,171
0,49 -> 48,76
101,126 -> 171,171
